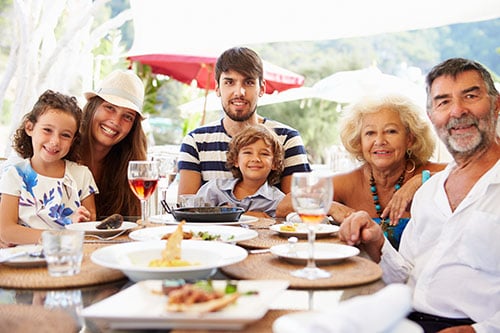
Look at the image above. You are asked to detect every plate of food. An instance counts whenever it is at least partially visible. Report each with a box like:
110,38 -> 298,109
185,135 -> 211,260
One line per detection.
129,225 -> 258,243
269,223 -> 339,238
149,213 -> 259,226
0,244 -> 46,268
270,243 -> 359,265
66,214 -> 138,236
91,222 -> 248,281
82,279 -> 289,330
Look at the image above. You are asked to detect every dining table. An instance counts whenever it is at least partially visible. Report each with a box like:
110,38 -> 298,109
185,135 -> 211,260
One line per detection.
0,216 -> 386,333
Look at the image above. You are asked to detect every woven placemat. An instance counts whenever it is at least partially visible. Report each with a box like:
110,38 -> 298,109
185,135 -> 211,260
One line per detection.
0,304 -> 78,332
221,254 -> 382,289
0,244 -> 125,290
171,309 -> 298,333
238,227 -> 341,249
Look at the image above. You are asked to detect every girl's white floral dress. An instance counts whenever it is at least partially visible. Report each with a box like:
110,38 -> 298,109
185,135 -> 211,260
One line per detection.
0,159 -> 98,229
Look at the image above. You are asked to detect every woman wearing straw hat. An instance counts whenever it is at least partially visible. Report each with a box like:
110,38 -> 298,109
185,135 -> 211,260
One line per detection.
81,70 -> 148,218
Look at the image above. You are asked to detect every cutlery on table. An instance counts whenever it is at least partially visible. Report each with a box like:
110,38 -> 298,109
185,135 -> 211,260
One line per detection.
84,229 -> 128,241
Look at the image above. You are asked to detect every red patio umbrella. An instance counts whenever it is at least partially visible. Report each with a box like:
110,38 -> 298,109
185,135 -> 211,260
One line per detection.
127,53 -> 305,94
127,53 -> 305,124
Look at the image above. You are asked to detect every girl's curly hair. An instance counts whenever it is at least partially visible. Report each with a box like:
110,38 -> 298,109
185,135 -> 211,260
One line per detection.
13,90 -> 82,161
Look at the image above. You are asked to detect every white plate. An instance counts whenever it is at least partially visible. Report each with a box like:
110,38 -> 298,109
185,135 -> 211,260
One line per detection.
270,223 -> 339,238
273,312 -> 423,333
65,221 -> 138,236
149,213 -> 259,226
270,243 -> 359,265
0,244 -> 46,268
82,279 -> 289,330
129,225 -> 258,243
91,240 -> 248,282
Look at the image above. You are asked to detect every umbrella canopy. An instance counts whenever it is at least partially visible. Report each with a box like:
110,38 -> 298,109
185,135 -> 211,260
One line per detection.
313,67 -> 426,107
127,53 -> 305,94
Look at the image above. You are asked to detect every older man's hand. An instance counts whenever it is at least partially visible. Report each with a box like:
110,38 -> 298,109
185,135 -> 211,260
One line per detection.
338,211 -> 385,262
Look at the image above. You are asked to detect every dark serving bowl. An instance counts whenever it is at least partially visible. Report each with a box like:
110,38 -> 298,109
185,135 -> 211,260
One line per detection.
170,207 -> 245,222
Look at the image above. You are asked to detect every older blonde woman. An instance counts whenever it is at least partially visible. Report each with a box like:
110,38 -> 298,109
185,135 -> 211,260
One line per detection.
277,93 -> 446,249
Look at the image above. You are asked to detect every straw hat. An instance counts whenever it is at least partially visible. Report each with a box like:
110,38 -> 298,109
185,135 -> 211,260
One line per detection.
84,70 -> 145,117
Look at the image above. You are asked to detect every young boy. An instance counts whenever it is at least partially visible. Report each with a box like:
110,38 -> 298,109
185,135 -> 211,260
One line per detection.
195,124 -> 285,217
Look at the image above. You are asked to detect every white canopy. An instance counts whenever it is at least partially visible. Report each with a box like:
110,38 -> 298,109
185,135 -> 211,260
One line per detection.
129,0 -> 500,56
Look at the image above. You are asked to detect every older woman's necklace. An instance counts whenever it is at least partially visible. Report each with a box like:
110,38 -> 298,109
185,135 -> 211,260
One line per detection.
369,171 -> 405,227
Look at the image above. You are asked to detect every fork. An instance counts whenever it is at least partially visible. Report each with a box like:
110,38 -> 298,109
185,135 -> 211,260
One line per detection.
84,229 -> 128,241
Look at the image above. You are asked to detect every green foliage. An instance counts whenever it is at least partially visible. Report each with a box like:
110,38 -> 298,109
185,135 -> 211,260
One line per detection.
134,63 -> 164,116
259,99 -> 341,163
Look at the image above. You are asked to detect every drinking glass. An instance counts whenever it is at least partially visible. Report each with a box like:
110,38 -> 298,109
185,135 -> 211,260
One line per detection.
153,154 -> 178,214
127,160 -> 159,224
291,171 -> 333,280
41,230 -> 84,277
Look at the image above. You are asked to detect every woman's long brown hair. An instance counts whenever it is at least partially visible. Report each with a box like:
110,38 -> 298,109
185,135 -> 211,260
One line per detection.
80,97 -> 148,218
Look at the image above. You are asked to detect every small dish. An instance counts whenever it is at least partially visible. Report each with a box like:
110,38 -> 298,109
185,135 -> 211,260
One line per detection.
65,221 -> 138,236
269,223 -> 339,238
0,244 -> 46,268
270,243 -> 359,265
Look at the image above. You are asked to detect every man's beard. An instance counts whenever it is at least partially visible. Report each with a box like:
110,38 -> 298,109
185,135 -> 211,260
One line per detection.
223,105 -> 257,122
437,109 -> 496,157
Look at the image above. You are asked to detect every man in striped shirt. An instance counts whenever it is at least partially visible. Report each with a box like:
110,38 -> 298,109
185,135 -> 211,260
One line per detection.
178,47 -> 311,195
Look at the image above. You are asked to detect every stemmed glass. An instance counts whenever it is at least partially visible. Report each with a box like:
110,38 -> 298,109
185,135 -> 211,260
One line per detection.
127,160 -> 159,224
291,171 -> 333,280
153,153 -> 178,214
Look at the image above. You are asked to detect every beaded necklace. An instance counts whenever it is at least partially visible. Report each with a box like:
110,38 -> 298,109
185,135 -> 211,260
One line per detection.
369,170 -> 405,228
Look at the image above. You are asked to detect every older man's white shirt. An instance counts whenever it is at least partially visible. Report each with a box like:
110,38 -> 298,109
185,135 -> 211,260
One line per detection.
380,160 -> 500,333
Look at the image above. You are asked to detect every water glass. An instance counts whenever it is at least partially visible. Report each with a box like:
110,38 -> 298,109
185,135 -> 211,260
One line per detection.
41,230 -> 84,277
177,194 -> 204,207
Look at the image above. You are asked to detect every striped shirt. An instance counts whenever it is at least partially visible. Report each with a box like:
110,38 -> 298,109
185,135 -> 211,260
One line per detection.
178,118 -> 311,188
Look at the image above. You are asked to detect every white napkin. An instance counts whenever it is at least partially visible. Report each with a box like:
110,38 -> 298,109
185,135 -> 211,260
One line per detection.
286,212 -> 301,223
273,284 -> 412,333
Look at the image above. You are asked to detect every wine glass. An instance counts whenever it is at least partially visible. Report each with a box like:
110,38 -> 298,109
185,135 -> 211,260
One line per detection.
153,153 -> 178,214
127,160 -> 159,224
291,171 -> 333,280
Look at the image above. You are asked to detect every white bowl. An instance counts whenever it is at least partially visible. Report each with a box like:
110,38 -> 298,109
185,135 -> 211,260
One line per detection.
91,240 -> 248,282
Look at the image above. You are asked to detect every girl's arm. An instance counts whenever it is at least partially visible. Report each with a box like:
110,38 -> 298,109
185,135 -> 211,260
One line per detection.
0,194 -> 42,246
73,193 -> 96,222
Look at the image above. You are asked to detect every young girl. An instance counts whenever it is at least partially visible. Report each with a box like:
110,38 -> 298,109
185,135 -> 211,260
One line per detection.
195,124 -> 285,217
0,90 -> 97,246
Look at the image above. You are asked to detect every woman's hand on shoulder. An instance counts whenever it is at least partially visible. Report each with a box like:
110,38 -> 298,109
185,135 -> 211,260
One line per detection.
382,175 -> 419,224
382,162 -> 447,224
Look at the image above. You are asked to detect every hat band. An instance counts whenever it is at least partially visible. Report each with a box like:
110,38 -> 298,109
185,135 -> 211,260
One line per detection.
96,87 -> 142,110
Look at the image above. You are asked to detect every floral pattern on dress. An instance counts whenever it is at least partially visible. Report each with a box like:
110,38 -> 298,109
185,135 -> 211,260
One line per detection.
0,159 -> 98,230
15,163 -> 75,227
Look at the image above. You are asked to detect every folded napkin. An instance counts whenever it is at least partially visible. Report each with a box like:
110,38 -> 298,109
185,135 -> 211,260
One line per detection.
286,212 -> 301,223
273,284 -> 412,333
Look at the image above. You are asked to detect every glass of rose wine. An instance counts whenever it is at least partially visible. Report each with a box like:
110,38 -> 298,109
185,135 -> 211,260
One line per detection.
127,160 -> 159,224
291,171 -> 333,280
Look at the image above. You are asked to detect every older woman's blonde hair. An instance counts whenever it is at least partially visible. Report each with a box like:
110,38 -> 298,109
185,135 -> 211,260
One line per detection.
339,94 -> 436,166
